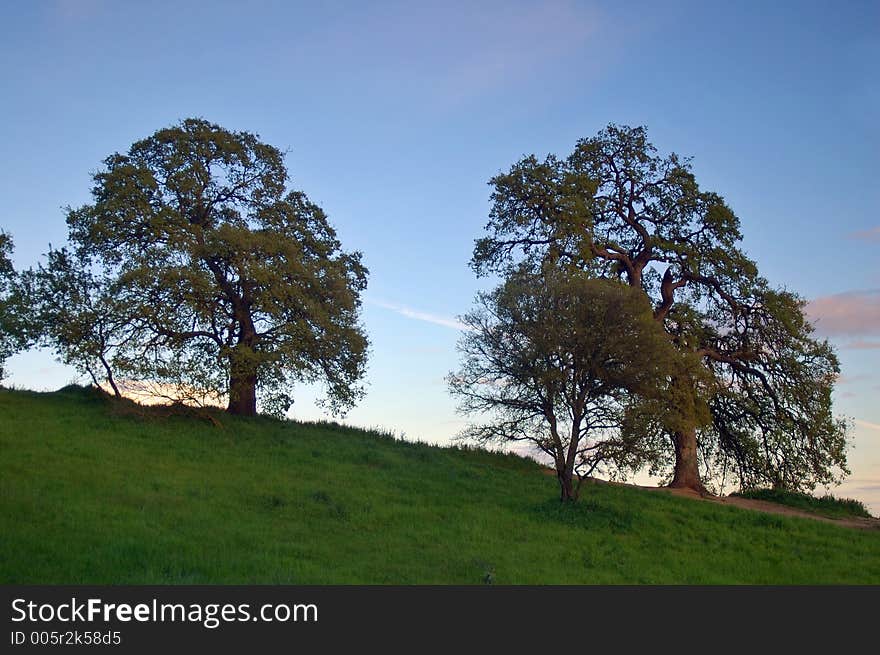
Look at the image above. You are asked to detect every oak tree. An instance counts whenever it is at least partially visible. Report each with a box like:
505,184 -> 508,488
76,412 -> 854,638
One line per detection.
471,124 -> 848,492
62,118 -> 368,417
449,270 -> 682,501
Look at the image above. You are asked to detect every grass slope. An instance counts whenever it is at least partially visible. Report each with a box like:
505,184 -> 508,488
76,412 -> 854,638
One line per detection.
730,488 -> 873,520
1,387 -> 878,584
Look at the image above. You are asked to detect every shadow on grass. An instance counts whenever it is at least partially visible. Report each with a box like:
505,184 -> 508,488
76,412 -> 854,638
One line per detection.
309,490 -> 350,521
532,497 -> 635,533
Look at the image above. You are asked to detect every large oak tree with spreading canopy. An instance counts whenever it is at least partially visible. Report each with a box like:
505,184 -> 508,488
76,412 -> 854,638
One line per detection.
470,124 -> 848,493
60,118 -> 369,417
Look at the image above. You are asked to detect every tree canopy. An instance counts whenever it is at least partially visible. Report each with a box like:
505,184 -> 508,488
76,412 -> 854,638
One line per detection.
470,124 -> 848,492
450,270 -> 683,501
22,247 -> 126,397
0,231 -> 29,381
55,118 -> 368,417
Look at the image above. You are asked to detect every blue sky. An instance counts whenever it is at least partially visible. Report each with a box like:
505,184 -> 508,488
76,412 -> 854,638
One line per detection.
2,0 -> 878,510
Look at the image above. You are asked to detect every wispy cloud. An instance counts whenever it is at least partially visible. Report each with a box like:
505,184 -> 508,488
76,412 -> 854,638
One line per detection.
806,289 -> 880,337
286,1 -> 604,108
369,299 -> 469,331
430,0 -> 601,104
848,226 -> 880,242
855,419 -> 880,431
836,374 -> 870,385
53,0 -> 105,21
845,340 -> 880,350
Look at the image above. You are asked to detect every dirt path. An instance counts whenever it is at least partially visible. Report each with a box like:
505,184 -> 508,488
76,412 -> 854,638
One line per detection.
653,485 -> 880,531
545,471 -> 880,530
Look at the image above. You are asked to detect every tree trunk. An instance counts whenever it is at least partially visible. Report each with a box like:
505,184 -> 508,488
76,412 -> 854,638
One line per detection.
227,370 -> 257,416
557,467 -> 577,502
227,309 -> 259,416
669,425 -> 706,492
99,355 -> 122,398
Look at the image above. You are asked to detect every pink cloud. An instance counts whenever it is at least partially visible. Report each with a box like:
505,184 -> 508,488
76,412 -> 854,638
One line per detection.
806,289 -> 880,337
845,340 -> 880,350
835,374 -> 870,385
848,226 -> 880,242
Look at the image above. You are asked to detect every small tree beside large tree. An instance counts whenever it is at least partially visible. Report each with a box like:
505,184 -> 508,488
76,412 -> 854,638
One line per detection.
449,269 -> 685,501
46,118 -> 368,417
21,247 -> 127,397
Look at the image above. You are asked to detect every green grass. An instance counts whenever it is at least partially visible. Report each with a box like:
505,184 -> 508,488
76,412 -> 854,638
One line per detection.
731,488 -> 874,520
1,386 -> 878,584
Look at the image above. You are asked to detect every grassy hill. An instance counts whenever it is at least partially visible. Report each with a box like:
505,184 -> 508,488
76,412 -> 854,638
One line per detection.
1,386 -> 878,584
